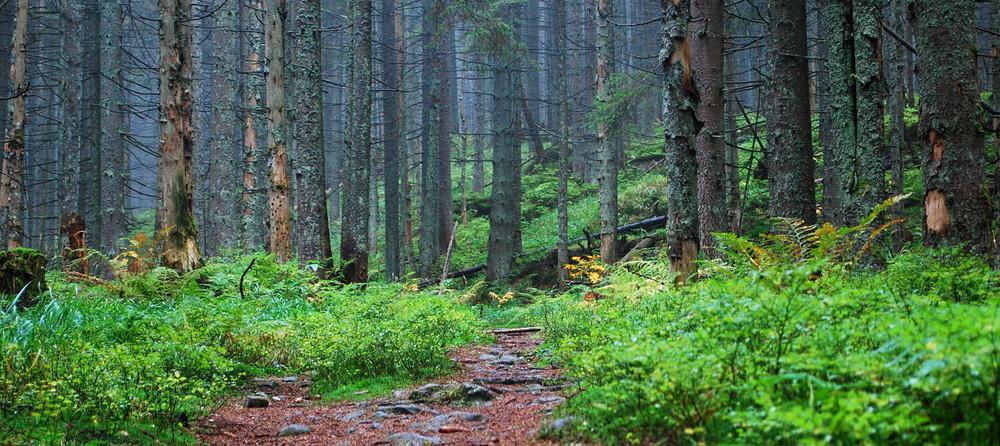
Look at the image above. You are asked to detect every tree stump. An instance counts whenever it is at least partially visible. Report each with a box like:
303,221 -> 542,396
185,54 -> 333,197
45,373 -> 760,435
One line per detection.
0,248 -> 48,307
60,213 -> 89,275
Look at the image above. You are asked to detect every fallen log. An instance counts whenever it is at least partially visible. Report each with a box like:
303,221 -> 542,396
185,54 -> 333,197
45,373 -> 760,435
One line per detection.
619,238 -> 654,263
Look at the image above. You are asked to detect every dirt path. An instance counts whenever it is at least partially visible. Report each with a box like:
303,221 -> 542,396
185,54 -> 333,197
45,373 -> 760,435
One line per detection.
195,331 -> 565,445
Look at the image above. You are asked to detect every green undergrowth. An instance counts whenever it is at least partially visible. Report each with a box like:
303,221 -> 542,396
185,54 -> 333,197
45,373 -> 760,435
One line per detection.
493,242 -> 998,445
0,254 -> 485,444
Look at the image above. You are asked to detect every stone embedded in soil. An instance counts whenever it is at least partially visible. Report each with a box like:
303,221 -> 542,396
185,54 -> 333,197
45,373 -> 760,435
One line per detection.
245,395 -> 270,408
539,416 -> 577,438
277,424 -> 312,437
413,411 -> 487,432
340,410 -> 364,422
383,403 -> 423,415
478,353 -> 498,361
253,378 -> 279,390
387,432 -> 442,446
409,382 -> 494,406
280,376 -> 299,383
497,354 -> 521,364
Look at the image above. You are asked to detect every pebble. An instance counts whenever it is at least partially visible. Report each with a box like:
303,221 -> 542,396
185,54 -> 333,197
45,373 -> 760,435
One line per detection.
277,424 -> 312,437
387,432 -> 442,446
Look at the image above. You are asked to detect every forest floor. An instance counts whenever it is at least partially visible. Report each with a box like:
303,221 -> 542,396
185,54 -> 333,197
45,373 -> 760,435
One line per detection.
194,330 -> 566,445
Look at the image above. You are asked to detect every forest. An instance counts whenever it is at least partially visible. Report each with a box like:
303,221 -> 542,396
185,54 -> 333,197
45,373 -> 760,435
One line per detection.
0,0 -> 998,444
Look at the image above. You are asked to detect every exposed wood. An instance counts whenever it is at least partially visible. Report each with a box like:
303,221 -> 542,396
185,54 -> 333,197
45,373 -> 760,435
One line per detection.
619,238 -> 654,264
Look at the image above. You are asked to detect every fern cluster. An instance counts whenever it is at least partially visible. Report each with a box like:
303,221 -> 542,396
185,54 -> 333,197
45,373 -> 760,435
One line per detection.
714,194 -> 909,271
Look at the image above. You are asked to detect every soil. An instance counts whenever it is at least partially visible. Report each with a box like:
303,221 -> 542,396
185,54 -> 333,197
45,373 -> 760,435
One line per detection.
194,330 -> 565,445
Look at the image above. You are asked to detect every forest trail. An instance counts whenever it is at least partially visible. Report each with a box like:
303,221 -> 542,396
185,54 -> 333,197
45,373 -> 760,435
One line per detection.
195,331 -> 566,445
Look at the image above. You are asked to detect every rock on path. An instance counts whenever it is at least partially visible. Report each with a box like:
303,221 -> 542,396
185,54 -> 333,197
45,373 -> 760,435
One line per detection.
195,330 -> 564,445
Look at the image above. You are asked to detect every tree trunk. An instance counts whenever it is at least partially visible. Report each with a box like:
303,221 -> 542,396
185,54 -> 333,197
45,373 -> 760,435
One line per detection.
766,0 -> 816,224
661,0 -> 699,282
555,0 -> 570,283
437,3 -> 454,251
1,0 -> 28,248
99,0 -> 128,254
61,3 -> 82,228
382,0 -> 403,280
691,0 -> 726,257
157,0 -> 202,273
993,1 -> 1000,263
0,0 -> 10,155
822,0 -> 885,226
596,0 -> 618,263
723,8 -> 741,233
885,0 -> 908,250
265,0 -> 292,262
342,0 -> 372,282
914,0 -> 991,252
290,0 -> 332,263
205,0 -> 241,256
486,3 -> 521,282
418,0 -> 446,276
80,1 -> 101,249
240,0 -> 267,251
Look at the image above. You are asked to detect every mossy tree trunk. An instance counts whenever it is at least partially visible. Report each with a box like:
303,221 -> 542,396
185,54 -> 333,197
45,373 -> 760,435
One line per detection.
157,0 -> 203,273
0,0 -> 28,249
342,0 -> 372,283
661,0 -> 699,282
822,0 -> 886,226
914,0 -> 991,252
765,0 -> 816,224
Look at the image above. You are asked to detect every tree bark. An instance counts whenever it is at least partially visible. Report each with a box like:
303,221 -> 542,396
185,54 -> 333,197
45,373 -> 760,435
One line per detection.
914,0 -> 991,252
240,0 -> 267,251
382,0 -> 403,280
265,0 -> 292,262
61,2 -> 82,228
0,0 -> 10,157
342,0 -> 372,282
555,0 -> 570,283
80,0 -> 101,249
206,0 -> 241,256
661,0 -> 699,282
486,3 -> 521,282
99,0 -> 128,254
0,0 -> 27,248
691,0 -> 727,257
418,0 -> 446,276
290,0 -> 332,263
885,0 -> 908,249
766,0 -> 816,224
596,0 -> 618,263
822,0 -> 885,226
157,0 -> 202,273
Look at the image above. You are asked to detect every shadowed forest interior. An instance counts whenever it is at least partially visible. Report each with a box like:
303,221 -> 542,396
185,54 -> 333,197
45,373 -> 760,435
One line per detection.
0,0 -> 999,444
